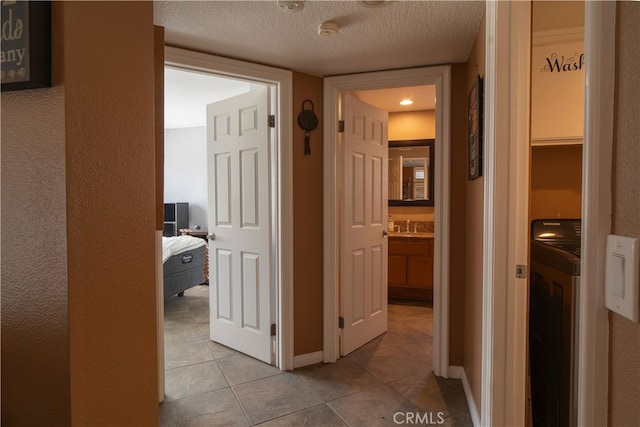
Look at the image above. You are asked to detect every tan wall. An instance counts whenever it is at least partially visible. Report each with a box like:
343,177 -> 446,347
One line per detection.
389,206 -> 435,222
1,4 -> 70,425
609,2 -> 640,425
293,73 -> 324,355
389,110 -> 436,140
2,2 -> 159,425
530,145 -> 582,220
464,11 -> 486,414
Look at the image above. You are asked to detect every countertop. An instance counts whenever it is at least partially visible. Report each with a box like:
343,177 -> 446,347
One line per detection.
389,232 -> 434,239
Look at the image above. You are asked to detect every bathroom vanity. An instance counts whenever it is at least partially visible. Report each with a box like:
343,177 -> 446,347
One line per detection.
388,232 -> 434,300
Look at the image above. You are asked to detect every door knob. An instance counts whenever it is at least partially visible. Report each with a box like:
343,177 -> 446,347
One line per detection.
383,230 -> 389,237
207,233 -> 216,240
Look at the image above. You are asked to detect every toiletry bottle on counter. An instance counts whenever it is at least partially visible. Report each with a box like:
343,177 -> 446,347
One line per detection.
388,216 -> 394,232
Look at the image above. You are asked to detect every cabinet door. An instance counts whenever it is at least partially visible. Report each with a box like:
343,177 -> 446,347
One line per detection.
407,255 -> 433,289
388,255 -> 407,287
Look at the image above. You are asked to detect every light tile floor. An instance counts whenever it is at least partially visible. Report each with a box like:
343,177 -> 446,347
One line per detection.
160,285 -> 472,426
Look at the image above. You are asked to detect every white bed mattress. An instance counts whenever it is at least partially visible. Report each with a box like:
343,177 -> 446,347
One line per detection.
162,235 -> 206,263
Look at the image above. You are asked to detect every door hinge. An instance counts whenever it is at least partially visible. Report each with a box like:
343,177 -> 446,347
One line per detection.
516,264 -> 527,279
270,323 -> 276,336
338,316 -> 344,329
338,120 -> 345,133
268,115 -> 276,128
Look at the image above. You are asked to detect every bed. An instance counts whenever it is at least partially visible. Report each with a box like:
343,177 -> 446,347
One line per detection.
162,235 -> 207,299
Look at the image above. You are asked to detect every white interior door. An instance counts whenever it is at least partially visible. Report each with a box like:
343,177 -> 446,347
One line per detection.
341,94 -> 389,356
206,87 -> 273,364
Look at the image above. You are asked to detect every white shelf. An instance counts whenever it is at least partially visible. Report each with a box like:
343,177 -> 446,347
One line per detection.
531,136 -> 583,147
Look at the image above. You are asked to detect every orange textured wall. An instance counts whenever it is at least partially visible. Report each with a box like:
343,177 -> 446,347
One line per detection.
64,2 -> 159,425
292,72 -> 324,355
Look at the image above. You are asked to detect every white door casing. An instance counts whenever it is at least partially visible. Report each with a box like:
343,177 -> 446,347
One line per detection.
207,87 -> 274,364
164,46 -> 294,371
323,66 -> 451,378
340,94 -> 389,355
577,2 -> 615,425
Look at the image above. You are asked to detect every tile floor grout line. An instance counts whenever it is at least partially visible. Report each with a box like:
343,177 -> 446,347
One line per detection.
227,381 -> 254,426
251,401 -> 335,426
323,401 -> 352,427
383,367 -> 435,387
231,369 -> 285,388
160,286 -> 472,426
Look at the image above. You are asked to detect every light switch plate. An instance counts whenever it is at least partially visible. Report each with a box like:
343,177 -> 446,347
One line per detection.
605,235 -> 640,322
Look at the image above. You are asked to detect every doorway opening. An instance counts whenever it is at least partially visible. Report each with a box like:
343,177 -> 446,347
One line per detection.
323,66 -> 452,377
158,47 -> 295,401
348,86 -> 437,355
526,2 -> 585,425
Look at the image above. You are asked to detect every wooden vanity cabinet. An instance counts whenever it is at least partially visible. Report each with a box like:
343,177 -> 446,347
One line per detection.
388,237 -> 433,300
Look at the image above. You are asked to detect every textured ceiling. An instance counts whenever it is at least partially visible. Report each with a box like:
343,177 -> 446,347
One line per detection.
154,0 -> 485,77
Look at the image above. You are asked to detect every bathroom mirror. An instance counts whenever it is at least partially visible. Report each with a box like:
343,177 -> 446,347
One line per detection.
388,139 -> 434,207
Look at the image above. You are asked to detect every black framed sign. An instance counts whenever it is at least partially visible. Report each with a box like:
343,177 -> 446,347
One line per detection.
1,1 -> 51,91
467,75 -> 483,180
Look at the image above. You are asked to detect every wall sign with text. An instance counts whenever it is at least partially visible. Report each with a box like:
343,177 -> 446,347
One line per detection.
531,33 -> 585,141
1,1 -> 51,91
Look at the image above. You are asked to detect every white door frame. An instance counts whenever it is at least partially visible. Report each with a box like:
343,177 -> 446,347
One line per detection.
577,2 -> 615,425
481,1 -> 532,425
483,1 -> 615,425
323,66 -> 452,377
163,46 -> 294,370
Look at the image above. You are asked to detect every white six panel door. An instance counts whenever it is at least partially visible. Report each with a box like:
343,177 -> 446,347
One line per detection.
206,87 -> 273,364
341,94 -> 389,356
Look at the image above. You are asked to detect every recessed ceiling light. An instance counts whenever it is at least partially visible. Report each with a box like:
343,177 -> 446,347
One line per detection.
400,99 -> 414,106
278,0 -> 304,14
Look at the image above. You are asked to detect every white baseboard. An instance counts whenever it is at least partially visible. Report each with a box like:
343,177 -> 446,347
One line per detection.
448,365 -> 464,379
449,365 -> 480,427
293,351 -> 323,369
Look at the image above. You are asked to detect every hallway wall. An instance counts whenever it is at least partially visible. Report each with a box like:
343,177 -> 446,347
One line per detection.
292,72 -> 324,355
609,2 -> 640,425
1,4 -> 70,424
1,2 -> 159,425
463,10 -> 486,416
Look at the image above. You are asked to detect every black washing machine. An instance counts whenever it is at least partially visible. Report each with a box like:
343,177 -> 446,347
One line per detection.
529,219 -> 581,427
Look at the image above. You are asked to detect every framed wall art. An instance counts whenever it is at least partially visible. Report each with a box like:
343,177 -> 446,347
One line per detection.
1,1 -> 51,92
467,74 -> 483,180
